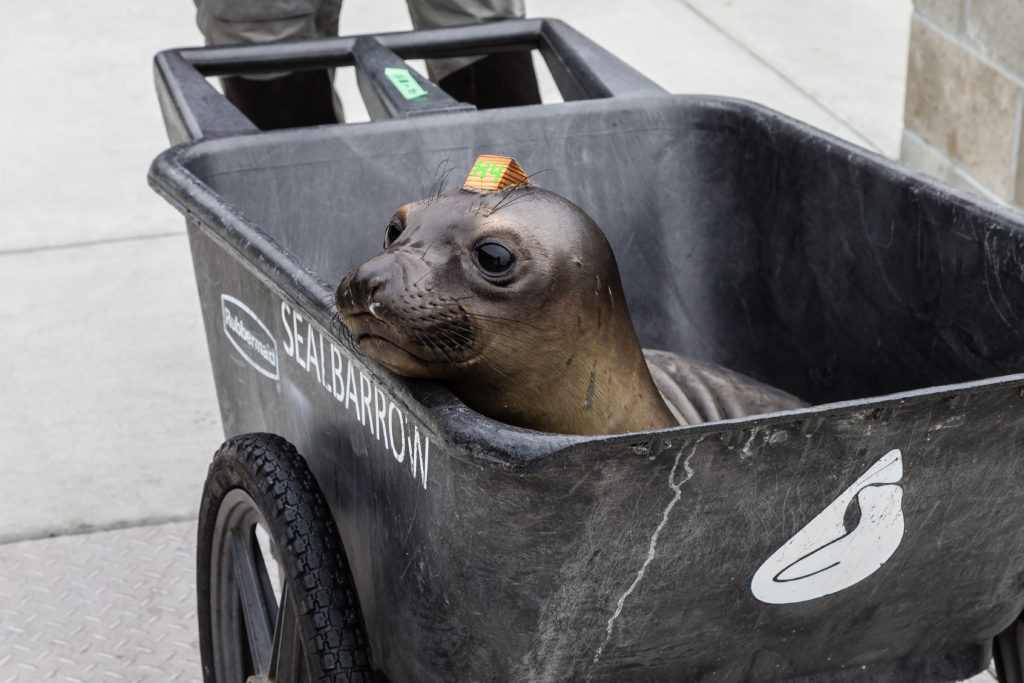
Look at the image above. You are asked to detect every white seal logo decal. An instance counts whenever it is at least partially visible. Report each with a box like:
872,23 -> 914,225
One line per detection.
751,449 -> 905,604
221,294 -> 280,380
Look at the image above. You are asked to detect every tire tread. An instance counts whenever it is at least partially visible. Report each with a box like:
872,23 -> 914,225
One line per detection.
197,433 -> 375,683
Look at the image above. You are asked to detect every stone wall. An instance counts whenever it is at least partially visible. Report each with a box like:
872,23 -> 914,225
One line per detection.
902,0 -> 1024,206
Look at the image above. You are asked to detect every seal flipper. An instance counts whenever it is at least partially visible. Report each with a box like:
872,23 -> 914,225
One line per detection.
647,361 -> 703,425
643,348 -> 807,425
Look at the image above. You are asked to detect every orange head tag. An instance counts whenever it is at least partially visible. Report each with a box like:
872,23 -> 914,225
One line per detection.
463,155 -> 530,191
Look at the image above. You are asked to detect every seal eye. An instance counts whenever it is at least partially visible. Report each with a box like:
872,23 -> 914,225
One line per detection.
473,242 -> 516,278
383,220 -> 403,249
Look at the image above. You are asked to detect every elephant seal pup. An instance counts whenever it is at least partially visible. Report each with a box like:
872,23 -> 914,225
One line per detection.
335,157 -> 805,435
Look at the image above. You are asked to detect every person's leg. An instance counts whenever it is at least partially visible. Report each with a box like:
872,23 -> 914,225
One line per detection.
193,0 -> 344,129
406,0 -> 541,109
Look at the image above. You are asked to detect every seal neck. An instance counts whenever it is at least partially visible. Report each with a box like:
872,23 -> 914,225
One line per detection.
451,302 -> 678,436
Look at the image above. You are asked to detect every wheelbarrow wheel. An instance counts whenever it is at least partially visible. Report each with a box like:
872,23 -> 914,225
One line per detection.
197,433 -> 375,683
994,614 -> 1024,683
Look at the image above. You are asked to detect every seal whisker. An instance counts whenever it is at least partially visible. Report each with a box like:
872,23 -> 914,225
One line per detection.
452,319 -> 516,342
468,353 -> 513,381
489,172 -> 547,212
444,323 -> 533,377
408,248 -> 447,287
432,322 -> 504,370
441,314 -> 520,345
434,329 -> 475,362
323,292 -> 346,323
411,329 -> 453,366
495,192 -> 530,213
329,310 -> 346,333
429,167 -> 442,201
438,328 -> 515,380
409,269 -> 431,290
434,323 -> 473,350
420,328 -> 463,368
441,324 -> 521,364
429,158 -> 455,202
437,167 -> 455,199
489,188 -> 515,213
451,319 -> 527,346
490,187 -> 528,213
464,311 -> 542,331
428,324 -> 513,385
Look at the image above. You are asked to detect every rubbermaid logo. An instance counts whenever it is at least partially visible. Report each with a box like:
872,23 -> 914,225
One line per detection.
221,294 -> 279,380
751,449 -> 905,604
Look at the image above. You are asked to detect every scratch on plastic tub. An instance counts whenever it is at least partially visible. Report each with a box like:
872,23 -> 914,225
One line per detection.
590,437 -> 704,672
740,428 -> 759,459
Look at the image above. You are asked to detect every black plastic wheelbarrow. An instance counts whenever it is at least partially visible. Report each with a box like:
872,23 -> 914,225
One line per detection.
149,19 -> 1024,682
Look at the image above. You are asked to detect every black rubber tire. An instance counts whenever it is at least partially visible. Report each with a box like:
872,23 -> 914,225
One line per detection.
994,614 -> 1024,683
197,433 -> 375,683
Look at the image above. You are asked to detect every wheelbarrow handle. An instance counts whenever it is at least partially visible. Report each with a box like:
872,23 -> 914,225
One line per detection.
153,18 -> 666,144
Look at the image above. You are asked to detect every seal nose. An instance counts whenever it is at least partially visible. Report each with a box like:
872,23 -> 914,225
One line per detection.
337,256 -> 392,314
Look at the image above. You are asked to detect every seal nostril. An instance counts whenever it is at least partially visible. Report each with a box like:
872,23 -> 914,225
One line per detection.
367,275 -> 386,296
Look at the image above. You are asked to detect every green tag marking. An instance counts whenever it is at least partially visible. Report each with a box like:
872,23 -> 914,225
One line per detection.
384,67 -> 428,100
469,158 -> 507,183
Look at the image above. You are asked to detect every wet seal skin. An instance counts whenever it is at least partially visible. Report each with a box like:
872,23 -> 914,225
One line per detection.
335,158 -> 805,436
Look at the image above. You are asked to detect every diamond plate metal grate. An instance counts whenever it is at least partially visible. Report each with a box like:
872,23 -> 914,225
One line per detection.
0,521 -> 200,682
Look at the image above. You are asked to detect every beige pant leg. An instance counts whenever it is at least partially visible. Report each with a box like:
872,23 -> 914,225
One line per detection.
405,0 -> 527,80
193,0 -> 344,118
195,0 -> 343,46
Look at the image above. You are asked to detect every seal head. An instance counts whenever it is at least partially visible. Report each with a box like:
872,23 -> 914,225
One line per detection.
335,183 -> 680,435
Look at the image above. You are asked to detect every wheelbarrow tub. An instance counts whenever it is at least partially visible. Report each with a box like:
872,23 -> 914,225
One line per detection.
150,92 -> 1024,682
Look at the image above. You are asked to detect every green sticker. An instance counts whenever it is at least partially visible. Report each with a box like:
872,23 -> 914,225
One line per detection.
384,67 -> 428,100
470,159 -> 506,183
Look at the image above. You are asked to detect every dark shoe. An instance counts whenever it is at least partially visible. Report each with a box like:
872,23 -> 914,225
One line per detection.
221,69 -> 338,130
438,51 -> 542,109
